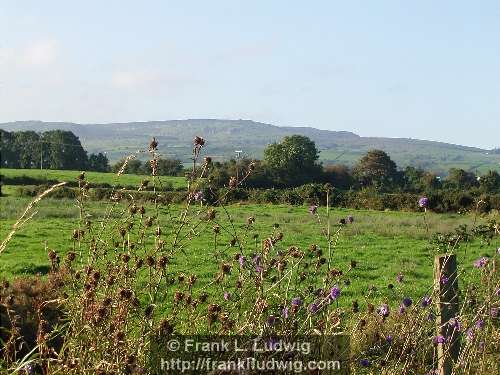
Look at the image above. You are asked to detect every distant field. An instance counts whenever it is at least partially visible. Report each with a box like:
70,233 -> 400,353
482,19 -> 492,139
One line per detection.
0,168 -> 187,189
0,194 -> 495,307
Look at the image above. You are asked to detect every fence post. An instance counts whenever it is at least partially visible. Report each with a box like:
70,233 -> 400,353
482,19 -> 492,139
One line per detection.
434,254 -> 460,375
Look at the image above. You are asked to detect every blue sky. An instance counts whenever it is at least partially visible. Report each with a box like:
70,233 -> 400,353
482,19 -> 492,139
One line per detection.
1,1 -> 499,148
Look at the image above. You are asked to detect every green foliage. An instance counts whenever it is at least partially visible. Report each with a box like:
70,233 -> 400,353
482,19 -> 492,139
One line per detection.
445,168 -> 479,189
479,170 -> 500,193
353,149 -> 400,190
264,135 -> 322,187
41,130 -> 88,170
88,152 -> 110,172
1,129 -> 92,171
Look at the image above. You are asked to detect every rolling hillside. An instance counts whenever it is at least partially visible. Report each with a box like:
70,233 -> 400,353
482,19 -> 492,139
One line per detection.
1,119 -> 499,174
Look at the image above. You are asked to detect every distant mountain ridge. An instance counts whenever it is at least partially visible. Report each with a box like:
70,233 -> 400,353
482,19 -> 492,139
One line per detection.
1,119 -> 498,174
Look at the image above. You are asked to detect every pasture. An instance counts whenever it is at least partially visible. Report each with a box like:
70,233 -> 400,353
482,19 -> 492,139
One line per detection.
0,193 -> 494,307
0,167 -> 186,190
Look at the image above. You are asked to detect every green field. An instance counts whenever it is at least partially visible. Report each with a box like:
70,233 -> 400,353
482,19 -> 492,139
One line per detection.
0,168 -> 187,190
0,193 -> 496,307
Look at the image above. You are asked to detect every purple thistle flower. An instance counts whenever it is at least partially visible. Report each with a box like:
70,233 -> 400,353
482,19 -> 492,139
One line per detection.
193,190 -> 204,202
386,335 -> 393,344
330,285 -> 341,300
308,205 -> 318,215
421,296 -> 432,308
449,317 -> 461,331
255,265 -> 263,273
418,197 -> 429,208
475,319 -> 484,329
267,315 -> 277,326
223,292 -> 231,301
282,307 -> 289,319
359,359 -> 370,367
466,328 -> 475,341
402,297 -> 412,308
309,302 -> 319,314
496,288 -> 500,297
399,305 -> 406,314
252,254 -> 261,265
378,304 -> 390,317
396,273 -> 404,283
473,257 -> 489,268
440,275 -> 449,285
291,297 -> 302,307
238,255 -> 246,268
433,335 -> 446,344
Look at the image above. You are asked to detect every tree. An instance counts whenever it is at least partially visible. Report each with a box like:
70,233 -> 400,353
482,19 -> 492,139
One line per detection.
402,166 -> 441,192
323,164 -> 352,190
479,170 -> 500,193
208,158 -> 273,189
88,153 -> 110,172
263,135 -> 322,187
41,130 -> 88,170
445,168 -> 478,190
0,130 -> 19,168
14,131 -> 41,168
111,158 -> 143,175
353,149 -> 399,189
143,158 -> 183,176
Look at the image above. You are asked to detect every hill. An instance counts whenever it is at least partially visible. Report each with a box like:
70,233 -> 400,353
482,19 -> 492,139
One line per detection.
1,119 -> 499,174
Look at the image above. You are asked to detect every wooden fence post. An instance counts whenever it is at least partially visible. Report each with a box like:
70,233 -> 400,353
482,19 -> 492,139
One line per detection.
434,254 -> 460,375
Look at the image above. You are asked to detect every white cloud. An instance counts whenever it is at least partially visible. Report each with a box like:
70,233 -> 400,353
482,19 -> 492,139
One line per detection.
111,70 -> 159,88
22,39 -> 59,66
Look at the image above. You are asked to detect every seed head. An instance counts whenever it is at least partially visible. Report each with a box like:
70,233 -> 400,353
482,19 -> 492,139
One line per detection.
149,137 -> 158,151
194,136 -> 205,146
228,176 -> 238,188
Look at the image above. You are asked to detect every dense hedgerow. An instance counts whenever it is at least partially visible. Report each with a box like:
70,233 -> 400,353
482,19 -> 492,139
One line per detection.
0,138 -> 499,374
13,182 -> 500,214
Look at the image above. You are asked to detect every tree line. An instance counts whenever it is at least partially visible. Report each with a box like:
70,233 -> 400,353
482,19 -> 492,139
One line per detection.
2,129 -> 499,194
206,135 -> 500,194
0,129 -> 184,176
0,129 -> 109,172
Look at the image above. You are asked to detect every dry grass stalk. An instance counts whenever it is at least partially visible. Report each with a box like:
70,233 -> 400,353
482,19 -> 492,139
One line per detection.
0,182 -> 67,255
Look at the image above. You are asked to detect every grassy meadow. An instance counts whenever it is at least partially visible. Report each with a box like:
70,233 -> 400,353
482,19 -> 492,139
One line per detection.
0,167 -> 187,189
0,192 -> 495,308
1,168 -> 498,374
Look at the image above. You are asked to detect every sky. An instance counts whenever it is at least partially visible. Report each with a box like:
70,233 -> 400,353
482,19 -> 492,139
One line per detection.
1,1 -> 499,149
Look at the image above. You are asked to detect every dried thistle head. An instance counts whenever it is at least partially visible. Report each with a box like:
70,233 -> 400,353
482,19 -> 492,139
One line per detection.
149,137 -> 158,152
194,136 -> 205,147
228,177 -> 238,188
206,209 -> 216,221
